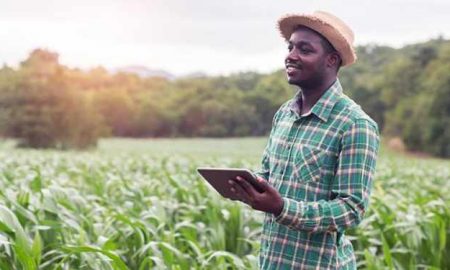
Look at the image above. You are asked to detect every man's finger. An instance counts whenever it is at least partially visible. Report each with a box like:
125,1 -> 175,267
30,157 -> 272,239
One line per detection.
235,176 -> 258,198
229,179 -> 252,204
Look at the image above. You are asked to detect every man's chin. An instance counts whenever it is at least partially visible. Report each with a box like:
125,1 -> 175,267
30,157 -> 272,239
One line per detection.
287,77 -> 302,86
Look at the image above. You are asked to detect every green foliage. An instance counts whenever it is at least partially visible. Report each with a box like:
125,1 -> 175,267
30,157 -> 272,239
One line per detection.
379,42 -> 450,157
340,40 -> 450,157
349,154 -> 450,269
0,39 -> 449,156
93,88 -> 136,137
0,138 -> 448,269
420,45 -> 450,157
0,49 -> 105,149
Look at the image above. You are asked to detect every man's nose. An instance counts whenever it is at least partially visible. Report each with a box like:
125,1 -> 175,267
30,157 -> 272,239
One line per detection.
286,48 -> 300,61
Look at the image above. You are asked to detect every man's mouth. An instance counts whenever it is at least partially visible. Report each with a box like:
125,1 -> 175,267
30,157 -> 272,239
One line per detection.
286,63 -> 301,73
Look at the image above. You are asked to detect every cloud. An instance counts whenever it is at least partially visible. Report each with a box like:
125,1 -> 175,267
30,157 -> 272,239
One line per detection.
1,0 -> 449,75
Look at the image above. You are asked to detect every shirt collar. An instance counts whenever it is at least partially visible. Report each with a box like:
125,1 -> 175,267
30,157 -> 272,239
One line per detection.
289,79 -> 343,122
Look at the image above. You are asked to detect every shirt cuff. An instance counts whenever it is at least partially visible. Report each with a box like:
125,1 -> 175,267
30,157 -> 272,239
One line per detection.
274,198 -> 305,229
274,198 -> 290,223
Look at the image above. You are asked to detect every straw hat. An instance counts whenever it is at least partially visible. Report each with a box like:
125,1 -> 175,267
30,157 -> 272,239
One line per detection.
277,11 -> 357,66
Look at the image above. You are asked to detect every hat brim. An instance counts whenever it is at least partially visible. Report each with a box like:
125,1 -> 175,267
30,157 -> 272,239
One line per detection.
278,14 -> 356,66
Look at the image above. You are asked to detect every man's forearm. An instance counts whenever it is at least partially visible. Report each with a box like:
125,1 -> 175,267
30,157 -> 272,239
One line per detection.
274,194 -> 365,232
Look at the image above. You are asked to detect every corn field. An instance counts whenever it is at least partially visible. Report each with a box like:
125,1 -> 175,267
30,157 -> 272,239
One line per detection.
0,139 -> 449,269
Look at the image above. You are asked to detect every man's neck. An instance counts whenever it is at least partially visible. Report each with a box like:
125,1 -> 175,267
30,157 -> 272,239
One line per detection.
298,76 -> 337,115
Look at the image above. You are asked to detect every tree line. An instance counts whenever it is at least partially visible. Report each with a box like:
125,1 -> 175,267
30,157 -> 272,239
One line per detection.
0,38 -> 449,157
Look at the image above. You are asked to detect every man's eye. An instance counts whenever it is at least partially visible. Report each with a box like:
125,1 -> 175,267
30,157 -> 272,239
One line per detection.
300,47 -> 312,53
287,44 -> 293,51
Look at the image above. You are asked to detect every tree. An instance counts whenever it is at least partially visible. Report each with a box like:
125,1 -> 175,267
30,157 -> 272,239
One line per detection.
420,45 -> 450,157
94,88 -> 136,137
0,49 -> 105,149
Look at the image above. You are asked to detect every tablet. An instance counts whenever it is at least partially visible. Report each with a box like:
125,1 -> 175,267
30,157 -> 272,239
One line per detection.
197,167 -> 264,200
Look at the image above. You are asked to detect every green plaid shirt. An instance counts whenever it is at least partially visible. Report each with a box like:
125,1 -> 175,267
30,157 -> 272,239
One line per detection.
257,79 -> 379,269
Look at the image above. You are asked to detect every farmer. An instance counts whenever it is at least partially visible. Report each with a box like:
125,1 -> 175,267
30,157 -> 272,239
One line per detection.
229,11 -> 380,269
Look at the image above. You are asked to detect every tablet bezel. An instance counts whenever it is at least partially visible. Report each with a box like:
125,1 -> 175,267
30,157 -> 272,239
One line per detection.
197,167 -> 263,200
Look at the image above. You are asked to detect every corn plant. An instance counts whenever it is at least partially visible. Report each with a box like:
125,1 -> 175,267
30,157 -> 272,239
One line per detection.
0,140 -> 449,269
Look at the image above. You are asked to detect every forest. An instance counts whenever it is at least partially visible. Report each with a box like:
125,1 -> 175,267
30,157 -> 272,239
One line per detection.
0,38 -> 449,157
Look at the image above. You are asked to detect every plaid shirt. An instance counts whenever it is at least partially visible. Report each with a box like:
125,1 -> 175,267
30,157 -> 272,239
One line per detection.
256,79 -> 379,269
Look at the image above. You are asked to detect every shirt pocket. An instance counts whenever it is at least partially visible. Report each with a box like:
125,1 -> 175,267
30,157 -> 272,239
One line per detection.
292,145 -> 325,184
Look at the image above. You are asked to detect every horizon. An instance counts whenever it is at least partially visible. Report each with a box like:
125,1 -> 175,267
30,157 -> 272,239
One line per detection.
4,36 -> 447,79
1,0 -> 450,76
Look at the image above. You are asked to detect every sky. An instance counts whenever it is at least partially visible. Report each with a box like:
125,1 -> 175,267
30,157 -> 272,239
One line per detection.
1,0 -> 449,76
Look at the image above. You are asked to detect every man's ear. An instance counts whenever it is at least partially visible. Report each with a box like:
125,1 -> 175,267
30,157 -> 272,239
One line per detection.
327,53 -> 340,69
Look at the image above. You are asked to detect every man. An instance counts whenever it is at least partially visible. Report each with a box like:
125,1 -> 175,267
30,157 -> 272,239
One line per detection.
229,11 -> 379,269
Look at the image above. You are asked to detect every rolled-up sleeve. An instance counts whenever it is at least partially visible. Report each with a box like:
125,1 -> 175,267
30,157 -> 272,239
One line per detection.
275,119 -> 380,232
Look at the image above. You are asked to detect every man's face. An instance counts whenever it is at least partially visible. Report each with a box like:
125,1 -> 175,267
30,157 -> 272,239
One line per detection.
285,27 -> 329,89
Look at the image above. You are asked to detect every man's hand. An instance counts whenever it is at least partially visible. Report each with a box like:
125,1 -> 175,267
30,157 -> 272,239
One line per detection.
228,176 -> 284,216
